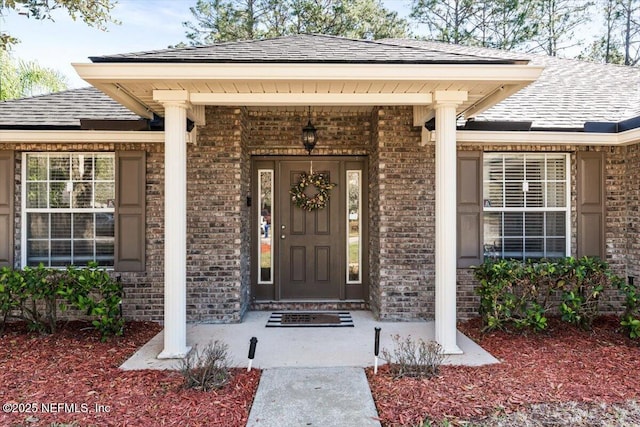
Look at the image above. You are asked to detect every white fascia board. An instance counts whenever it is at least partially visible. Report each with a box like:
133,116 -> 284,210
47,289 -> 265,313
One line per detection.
618,127 -> 640,145
73,62 -> 544,83
94,83 -> 155,119
189,92 -> 432,106
455,130 -> 620,145
463,84 -> 523,118
0,130 -> 166,144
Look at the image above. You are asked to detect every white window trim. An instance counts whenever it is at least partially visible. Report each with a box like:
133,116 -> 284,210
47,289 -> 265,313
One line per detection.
21,152 -> 116,268
482,153 -> 571,259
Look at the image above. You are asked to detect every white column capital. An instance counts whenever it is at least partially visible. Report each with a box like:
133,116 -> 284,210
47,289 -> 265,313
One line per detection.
153,89 -> 190,104
433,90 -> 468,107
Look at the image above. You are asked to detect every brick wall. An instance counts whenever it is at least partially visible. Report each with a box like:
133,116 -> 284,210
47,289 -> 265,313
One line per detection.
369,109 -> 382,318
186,106 -> 247,323
373,107 -> 434,321
627,143 -> 640,281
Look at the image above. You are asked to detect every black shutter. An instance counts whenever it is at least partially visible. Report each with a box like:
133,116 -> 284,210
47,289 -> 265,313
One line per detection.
577,151 -> 606,259
0,151 -> 14,267
115,151 -> 146,271
457,151 -> 483,268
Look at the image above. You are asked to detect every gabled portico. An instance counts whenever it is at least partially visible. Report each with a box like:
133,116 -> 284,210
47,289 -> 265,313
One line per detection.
74,34 -> 543,357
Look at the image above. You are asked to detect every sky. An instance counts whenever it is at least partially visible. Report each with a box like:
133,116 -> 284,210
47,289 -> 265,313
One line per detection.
2,0 -> 597,90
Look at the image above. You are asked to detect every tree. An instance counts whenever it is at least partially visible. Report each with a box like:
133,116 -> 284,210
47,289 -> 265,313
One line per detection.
527,0 -> 594,56
183,0 -> 410,45
0,50 -> 67,100
619,0 -> 640,65
578,37 -> 625,63
410,0 -> 478,44
578,0 -> 627,64
1,0 -> 118,50
472,0 -> 539,50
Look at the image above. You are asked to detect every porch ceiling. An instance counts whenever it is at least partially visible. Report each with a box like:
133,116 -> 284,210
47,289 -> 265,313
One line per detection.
73,62 -> 544,121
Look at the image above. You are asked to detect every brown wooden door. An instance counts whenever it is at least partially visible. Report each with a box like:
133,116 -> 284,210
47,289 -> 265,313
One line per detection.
279,160 -> 342,299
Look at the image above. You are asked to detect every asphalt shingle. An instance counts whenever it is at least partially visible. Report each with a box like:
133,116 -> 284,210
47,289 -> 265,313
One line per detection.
89,34 -> 520,64
0,87 -> 141,128
383,39 -> 640,129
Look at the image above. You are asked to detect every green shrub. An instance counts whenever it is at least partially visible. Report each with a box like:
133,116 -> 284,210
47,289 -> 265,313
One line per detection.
0,267 -> 27,333
381,334 -> 445,379
473,258 -> 557,332
618,276 -> 640,339
473,256 -> 624,332
555,256 -> 623,329
58,263 -> 124,340
0,262 -> 123,340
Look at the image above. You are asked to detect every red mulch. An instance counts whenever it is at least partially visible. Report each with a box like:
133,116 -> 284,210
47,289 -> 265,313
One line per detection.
367,316 -> 640,426
0,322 -> 260,427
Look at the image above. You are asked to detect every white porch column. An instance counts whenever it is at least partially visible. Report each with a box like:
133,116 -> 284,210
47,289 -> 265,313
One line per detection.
155,90 -> 191,359
433,90 -> 467,355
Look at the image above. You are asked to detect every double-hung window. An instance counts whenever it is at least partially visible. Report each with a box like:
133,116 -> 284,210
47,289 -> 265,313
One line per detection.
22,153 -> 115,267
483,153 -> 570,260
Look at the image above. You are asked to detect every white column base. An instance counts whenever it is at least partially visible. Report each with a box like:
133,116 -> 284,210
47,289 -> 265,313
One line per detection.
441,344 -> 464,355
157,346 -> 192,360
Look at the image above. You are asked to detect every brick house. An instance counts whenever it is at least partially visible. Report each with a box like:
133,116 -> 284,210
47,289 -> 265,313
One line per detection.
1,35 -> 639,357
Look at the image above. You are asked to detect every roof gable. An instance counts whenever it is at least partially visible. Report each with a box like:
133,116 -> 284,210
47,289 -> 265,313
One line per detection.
89,34 -> 523,65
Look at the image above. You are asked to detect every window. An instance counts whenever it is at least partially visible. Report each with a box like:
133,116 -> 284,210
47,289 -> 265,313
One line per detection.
257,169 -> 273,284
22,153 -> 115,267
483,153 -> 570,260
346,170 -> 362,283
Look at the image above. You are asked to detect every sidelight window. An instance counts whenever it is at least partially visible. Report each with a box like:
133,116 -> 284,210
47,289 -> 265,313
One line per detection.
258,169 -> 273,284
346,170 -> 362,283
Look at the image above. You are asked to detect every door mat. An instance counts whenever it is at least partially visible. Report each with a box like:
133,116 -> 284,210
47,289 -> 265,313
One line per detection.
266,311 -> 354,327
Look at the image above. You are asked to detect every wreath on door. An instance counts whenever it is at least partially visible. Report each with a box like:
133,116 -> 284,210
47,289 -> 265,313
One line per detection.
290,172 -> 336,211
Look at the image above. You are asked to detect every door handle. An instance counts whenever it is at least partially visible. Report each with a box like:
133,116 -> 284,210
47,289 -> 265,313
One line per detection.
281,234 -> 286,239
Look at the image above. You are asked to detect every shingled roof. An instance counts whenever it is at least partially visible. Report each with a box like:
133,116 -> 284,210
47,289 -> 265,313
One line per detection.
2,36 -> 639,130
384,39 -> 640,129
89,34 -> 521,65
0,87 -> 142,129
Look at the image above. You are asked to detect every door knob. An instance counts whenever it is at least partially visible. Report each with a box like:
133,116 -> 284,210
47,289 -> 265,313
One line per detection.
281,234 -> 286,239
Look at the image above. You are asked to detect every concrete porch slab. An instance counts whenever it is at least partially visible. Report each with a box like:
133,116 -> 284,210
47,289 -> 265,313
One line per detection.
120,311 -> 499,370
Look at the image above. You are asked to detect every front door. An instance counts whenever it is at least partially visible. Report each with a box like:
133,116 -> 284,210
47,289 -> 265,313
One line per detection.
252,157 -> 367,302
279,160 -> 341,299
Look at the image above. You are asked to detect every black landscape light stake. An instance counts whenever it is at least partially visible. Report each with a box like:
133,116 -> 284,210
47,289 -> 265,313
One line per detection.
247,337 -> 258,372
374,327 -> 381,374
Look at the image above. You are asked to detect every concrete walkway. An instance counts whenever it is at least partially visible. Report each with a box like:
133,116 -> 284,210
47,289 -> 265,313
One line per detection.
247,367 -> 381,427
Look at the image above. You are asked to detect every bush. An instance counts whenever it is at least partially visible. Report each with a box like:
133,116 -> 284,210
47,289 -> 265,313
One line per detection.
618,277 -> 640,339
473,256 -> 624,332
179,341 -> 231,391
0,262 -> 123,340
381,334 -> 445,379
555,256 -> 623,329
473,258 -> 557,332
